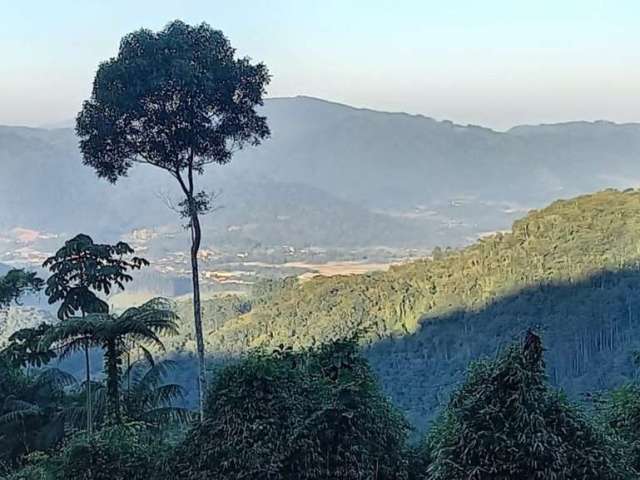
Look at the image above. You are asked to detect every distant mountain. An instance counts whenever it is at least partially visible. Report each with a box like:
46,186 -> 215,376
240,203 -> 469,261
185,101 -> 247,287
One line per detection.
235,97 -> 640,208
2,96 -> 640,264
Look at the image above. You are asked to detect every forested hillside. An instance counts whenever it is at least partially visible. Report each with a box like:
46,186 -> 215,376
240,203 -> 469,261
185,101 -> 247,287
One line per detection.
198,189 -> 640,430
5,189 -> 640,433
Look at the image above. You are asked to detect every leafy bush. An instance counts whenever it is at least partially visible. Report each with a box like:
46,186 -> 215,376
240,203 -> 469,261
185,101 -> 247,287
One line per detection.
21,424 -> 169,480
417,332 -> 633,480
596,383 -> 640,474
0,359 -> 71,468
169,339 -> 409,479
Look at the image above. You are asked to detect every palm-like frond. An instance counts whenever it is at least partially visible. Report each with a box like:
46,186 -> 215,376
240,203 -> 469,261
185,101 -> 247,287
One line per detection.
62,405 -> 88,430
57,336 -> 96,360
123,360 -> 191,426
151,383 -> 186,406
140,406 -> 194,425
138,345 -> 156,368
92,383 -> 107,421
0,404 -> 41,426
39,316 -> 103,353
63,383 -> 108,429
36,368 -> 77,388
2,396 -> 37,412
136,360 -> 179,391
121,298 -> 179,330
114,319 -> 166,351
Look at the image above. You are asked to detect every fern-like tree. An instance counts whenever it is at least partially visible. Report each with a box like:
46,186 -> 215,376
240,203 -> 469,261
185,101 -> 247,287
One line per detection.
43,234 -> 148,433
79,359 -> 191,431
420,331 -> 632,480
43,298 -> 178,423
0,343 -> 76,467
76,20 -> 270,420
122,359 -> 191,426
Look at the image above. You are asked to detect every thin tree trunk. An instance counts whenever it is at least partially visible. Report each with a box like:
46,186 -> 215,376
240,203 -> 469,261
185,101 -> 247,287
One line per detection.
176,162 -> 207,422
84,340 -> 92,436
79,268 -> 92,437
105,340 -> 121,423
190,210 -> 206,421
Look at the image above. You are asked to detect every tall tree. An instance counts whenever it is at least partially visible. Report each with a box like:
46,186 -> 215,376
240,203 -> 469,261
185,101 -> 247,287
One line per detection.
43,234 -> 148,434
76,20 -> 270,419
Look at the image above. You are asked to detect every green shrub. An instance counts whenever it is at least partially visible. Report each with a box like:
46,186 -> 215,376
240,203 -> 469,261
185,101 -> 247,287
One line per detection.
596,383 -> 640,474
419,332 -> 633,480
170,339 -> 409,479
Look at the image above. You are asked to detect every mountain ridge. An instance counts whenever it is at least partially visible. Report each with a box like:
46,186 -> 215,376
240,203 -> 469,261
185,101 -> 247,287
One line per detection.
31,95 -> 640,133
3,95 -> 640,288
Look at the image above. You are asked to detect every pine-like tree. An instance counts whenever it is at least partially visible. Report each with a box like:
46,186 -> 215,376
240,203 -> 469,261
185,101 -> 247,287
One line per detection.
423,331 -> 632,480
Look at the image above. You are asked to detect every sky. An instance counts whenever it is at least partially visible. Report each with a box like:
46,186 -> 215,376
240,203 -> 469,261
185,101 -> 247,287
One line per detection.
1,0 -> 639,130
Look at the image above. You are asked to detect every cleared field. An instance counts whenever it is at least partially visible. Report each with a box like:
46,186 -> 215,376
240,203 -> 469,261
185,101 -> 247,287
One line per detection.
284,260 -> 401,279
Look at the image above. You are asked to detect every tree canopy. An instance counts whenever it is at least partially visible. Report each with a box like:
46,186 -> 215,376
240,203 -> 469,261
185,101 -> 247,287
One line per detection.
76,20 -> 270,184
0,270 -> 43,308
419,332 -> 633,480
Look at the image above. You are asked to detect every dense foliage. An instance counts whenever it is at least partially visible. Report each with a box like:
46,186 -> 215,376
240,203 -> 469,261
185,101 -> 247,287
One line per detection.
0,240 -> 187,474
41,298 -> 179,421
5,424 -> 170,480
0,358 -> 72,470
0,270 -> 43,309
211,190 -> 640,349
596,383 -> 640,473
170,339 -> 409,480
8,332 -> 640,480
4,16 -> 640,476
0,352 -> 188,477
414,332 -> 633,480
190,190 -> 640,429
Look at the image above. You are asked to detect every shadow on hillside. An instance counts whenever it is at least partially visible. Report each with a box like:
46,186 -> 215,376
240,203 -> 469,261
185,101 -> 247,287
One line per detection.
364,267 -> 640,433
54,268 -> 640,436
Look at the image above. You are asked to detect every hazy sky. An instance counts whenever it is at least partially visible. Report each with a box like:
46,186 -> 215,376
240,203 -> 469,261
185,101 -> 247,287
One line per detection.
2,0 -> 639,130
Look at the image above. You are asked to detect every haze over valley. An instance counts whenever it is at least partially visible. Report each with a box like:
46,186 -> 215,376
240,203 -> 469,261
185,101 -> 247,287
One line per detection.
3,95 -> 640,299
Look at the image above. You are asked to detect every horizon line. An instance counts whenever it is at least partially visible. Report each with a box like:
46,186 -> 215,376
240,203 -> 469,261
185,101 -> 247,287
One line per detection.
2,94 -> 639,133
